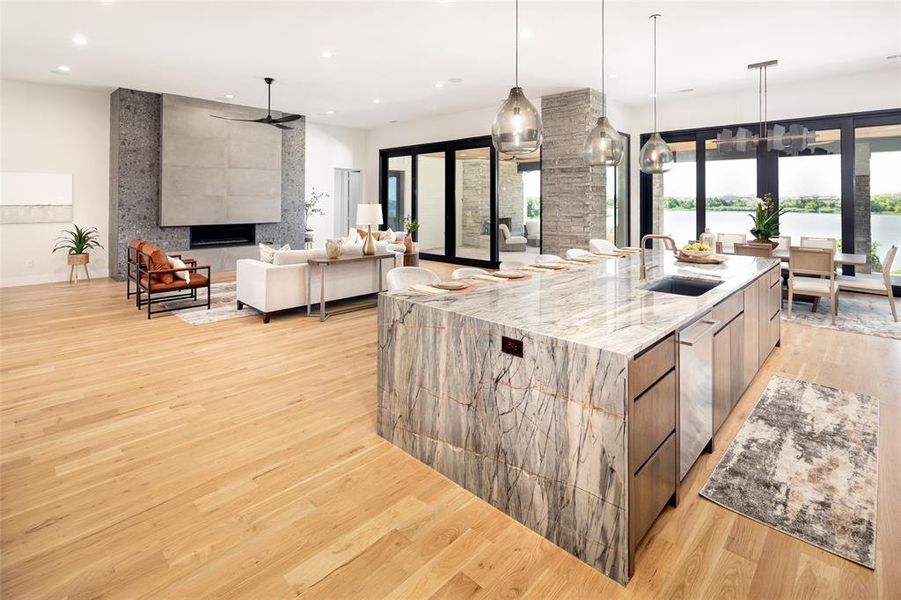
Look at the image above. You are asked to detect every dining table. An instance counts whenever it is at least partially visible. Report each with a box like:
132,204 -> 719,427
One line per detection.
770,248 -> 868,266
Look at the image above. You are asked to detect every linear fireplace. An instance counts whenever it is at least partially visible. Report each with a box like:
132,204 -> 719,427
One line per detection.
189,224 -> 256,249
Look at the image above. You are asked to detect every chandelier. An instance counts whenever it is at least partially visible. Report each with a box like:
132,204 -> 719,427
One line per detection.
715,60 -> 817,156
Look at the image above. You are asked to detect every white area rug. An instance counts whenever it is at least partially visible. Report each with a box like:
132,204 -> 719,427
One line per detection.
162,282 -> 260,325
782,291 -> 900,340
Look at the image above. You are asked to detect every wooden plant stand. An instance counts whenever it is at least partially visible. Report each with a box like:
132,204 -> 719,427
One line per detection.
67,253 -> 91,284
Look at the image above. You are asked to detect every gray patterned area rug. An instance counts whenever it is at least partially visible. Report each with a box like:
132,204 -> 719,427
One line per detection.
783,291 -> 900,340
700,375 -> 879,568
162,282 -> 261,325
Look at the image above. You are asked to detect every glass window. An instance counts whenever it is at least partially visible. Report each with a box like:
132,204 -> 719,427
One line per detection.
854,124 -> 901,274
652,139 -> 696,247
386,155 -> 411,232
777,128 -> 842,248
416,152 -> 446,255
704,138 -> 757,244
455,147 -> 491,262
604,140 -> 629,246
498,149 -> 540,262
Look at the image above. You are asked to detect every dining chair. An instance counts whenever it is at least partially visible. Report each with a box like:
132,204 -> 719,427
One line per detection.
800,236 -> 836,250
386,267 -> 440,291
451,267 -> 488,280
734,242 -> 773,258
589,239 -> 618,254
787,246 -> 838,324
566,248 -> 593,259
499,260 -> 527,271
534,254 -> 563,264
773,235 -> 791,251
716,233 -> 747,253
837,245 -> 898,322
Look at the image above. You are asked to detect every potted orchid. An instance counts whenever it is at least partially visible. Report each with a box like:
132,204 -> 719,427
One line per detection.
304,188 -> 328,233
748,193 -> 787,247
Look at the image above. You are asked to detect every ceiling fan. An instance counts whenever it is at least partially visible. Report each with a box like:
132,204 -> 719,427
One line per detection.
210,77 -> 301,130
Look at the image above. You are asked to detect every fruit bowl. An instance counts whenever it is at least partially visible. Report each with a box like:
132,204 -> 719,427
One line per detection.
681,243 -> 714,257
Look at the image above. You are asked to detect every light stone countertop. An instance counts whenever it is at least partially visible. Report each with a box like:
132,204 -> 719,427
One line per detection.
383,251 -> 780,357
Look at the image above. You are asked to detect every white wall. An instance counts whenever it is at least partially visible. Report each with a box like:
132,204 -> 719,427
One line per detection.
1,80 -> 111,287
626,66 -> 901,243
304,121 -> 367,243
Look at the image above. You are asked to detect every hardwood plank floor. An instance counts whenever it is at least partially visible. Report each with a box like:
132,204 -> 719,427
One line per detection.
1,265 -> 898,599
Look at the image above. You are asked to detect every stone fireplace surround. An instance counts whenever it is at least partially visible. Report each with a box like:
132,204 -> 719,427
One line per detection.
108,88 -> 305,279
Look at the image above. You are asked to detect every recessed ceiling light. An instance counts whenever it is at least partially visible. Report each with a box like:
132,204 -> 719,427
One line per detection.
609,73 -> 618,79
321,50 -> 333,59
72,34 -> 87,46
649,92 -> 657,98
372,98 -> 381,104
520,29 -> 532,40
326,109 -> 335,115
434,81 -> 444,88
52,65 -> 71,74
223,93 -> 235,100
447,77 -> 463,84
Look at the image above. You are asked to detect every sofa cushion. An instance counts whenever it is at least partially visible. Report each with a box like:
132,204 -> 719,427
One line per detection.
260,243 -> 290,263
150,249 -> 174,284
357,228 -> 381,241
141,273 -> 208,292
273,248 -> 326,266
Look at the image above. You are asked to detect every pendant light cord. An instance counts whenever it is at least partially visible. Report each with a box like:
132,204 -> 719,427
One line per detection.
515,0 -> 519,88
653,16 -> 656,129
601,0 -> 606,117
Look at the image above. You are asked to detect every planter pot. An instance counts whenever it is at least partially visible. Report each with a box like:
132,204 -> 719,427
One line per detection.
753,237 -> 779,249
67,253 -> 90,266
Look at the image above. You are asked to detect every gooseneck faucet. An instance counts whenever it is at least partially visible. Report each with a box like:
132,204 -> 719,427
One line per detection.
640,234 -> 677,280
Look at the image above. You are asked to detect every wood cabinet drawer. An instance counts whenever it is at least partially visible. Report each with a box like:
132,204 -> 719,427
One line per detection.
767,265 -> 781,288
711,292 -> 743,328
628,334 -> 675,401
629,370 -> 676,474
768,310 -> 781,352
630,432 -> 676,548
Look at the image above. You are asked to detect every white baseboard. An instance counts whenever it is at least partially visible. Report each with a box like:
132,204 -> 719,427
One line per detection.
0,269 -> 111,288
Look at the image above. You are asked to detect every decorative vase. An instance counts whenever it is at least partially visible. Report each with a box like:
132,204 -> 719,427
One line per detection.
404,234 -> 414,254
325,239 -> 343,259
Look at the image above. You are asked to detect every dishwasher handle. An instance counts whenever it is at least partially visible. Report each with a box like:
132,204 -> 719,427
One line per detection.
678,319 -> 720,347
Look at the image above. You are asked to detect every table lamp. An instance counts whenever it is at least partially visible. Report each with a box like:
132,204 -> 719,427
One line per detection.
356,203 -> 383,255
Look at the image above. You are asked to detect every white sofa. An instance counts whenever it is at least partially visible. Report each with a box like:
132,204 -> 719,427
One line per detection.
236,242 -> 404,323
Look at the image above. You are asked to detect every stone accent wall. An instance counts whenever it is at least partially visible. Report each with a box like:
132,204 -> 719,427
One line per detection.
652,174 -> 665,236
499,161 -> 524,236
540,89 -> 607,257
854,143 -> 872,273
108,88 -> 305,279
460,160 -> 490,248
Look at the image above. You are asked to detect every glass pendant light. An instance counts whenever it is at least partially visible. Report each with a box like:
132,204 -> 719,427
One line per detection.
639,14 -> 674,174
491,0 -> 542,156
583,0 -> 624,167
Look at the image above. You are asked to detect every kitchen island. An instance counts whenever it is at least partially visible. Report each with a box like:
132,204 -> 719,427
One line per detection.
376,251 -> 782,585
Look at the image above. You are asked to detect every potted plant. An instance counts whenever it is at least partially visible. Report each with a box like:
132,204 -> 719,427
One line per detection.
304,188 -> 328,234
402,216 -> 420,253
748,193 -> 787,247
53,224 -> 103,282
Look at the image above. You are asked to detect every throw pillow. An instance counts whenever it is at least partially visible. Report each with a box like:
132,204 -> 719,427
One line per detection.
259,243 -> 290,263
345,228 -> 362,245
382,228 -> 396,243
168,256 -> 190,284
356,228 -> 382,241
150,249 -> 174,284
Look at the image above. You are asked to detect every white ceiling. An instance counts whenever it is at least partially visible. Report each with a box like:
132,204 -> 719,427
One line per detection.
2,1 -> 899,129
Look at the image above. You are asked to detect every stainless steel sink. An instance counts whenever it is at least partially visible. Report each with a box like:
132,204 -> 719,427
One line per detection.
642,276 -> 723,297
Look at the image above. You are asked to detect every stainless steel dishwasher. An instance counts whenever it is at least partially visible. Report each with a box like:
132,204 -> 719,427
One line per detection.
677,313 -> 718,480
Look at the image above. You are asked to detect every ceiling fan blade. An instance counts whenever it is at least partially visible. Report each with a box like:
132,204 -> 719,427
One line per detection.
270,113 -> 302,124
209,114 -> 270,123
273,123 -> 293,130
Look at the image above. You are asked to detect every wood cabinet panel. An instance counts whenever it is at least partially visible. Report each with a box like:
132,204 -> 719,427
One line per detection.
768,277 -> 782,320
713,323 -> 733,433
729,313 -> 745,409
629,370 -> 676,474
630,432 -> 676,552
742,282 -> 761,390
712,292 -> 743,327
628,335 -> 675,401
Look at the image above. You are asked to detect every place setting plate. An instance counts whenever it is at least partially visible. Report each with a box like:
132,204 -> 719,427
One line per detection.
494,270 -> 527,279
432,280 -> 469,290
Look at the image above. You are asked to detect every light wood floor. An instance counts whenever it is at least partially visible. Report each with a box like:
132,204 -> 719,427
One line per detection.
1,265 -> 899,599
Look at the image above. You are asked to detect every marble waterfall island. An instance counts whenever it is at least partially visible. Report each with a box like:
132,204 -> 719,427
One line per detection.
376,253 -> 780,585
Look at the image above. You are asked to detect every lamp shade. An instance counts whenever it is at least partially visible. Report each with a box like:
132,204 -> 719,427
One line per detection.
639,132 -> 675,174
583,116 -> 624,166
356,203 -> 383,226
491,87 -> 543,156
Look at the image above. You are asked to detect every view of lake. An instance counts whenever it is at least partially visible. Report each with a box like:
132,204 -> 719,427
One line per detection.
662,210 -> 901,262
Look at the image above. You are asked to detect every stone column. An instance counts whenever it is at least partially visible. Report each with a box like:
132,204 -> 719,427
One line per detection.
540,89 -> 607,257
854,142 -> 872,273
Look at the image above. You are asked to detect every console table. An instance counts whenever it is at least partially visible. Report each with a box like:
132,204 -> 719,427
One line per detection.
306,252 -> 395,321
